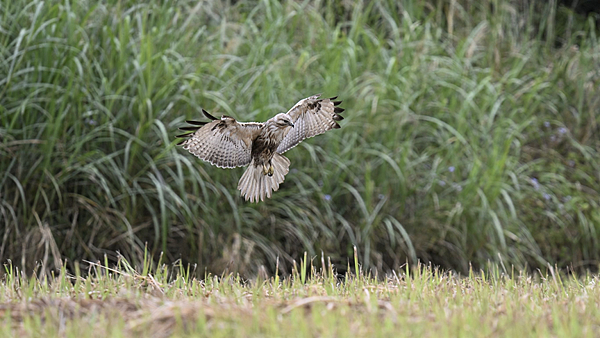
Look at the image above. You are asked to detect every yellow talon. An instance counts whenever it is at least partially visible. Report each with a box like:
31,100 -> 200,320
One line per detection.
268,164 -> 274,177
262,164 -> 269,175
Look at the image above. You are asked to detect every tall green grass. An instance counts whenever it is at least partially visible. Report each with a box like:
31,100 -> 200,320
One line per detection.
1,0 -> 599,276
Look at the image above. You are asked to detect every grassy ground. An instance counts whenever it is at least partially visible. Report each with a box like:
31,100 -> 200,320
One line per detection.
1,0 -> 600,276
1,252 -> 599,337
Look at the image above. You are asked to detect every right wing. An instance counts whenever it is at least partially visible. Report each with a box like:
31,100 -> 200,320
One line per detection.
276,94 -> 344,154
176,109 -> 263,168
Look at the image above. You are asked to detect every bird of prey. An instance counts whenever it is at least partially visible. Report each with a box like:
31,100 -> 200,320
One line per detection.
176,94 -> 345,202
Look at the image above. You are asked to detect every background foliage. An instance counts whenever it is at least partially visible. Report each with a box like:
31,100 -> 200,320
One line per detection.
1,0 -> 599,276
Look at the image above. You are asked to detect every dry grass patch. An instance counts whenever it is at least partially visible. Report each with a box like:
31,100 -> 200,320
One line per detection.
1,255 -> 600,337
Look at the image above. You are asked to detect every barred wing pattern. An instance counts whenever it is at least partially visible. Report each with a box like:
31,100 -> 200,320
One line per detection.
276,95 -> 345,154
176,110 -> 263,168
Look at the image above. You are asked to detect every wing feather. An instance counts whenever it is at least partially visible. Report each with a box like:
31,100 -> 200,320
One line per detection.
276,95 -> 344,154
177,115 -> 262,168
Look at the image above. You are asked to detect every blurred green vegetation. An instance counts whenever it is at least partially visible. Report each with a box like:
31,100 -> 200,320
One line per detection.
1,0 -> 599,276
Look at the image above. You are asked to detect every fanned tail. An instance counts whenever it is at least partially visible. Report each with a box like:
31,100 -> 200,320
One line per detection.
237,153 -> 290,203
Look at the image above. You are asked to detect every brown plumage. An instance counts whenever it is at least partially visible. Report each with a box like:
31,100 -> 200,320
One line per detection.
176,94 -> 345,202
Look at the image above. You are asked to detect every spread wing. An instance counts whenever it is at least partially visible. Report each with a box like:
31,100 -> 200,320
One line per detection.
176,109 -> 263,168
276,94 -> 345,154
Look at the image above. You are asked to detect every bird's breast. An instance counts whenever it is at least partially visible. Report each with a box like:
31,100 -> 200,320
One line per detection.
250,133 -> 280,166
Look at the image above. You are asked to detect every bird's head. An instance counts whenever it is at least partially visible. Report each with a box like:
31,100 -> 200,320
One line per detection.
271,113 -> 294,129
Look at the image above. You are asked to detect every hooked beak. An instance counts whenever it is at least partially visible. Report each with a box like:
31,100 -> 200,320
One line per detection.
287,121 -> 294,128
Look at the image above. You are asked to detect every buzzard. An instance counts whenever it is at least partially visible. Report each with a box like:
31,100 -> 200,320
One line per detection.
176,95 -> 345,202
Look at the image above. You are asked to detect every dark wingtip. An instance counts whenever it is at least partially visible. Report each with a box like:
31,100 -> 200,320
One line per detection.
329,96 -> 338,100
202,109 -> 218,120
332,100 -> 342,106
333,114 -> 344,121
176,140 -> 186,146
333,123 -> 341,129
334,107 -> 345,113
175,132 -> 195,138
185,120 -> 207,126
179,126 -> 201,131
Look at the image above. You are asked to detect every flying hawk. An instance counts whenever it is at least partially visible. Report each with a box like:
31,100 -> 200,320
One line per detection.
176,95 -> 345,202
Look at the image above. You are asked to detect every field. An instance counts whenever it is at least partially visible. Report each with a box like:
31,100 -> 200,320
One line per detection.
1,0 -> 600,336
2,252 -> 600,337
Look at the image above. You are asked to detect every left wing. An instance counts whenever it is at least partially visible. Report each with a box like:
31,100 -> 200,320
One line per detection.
176,109 -> 263,168
276,95 -> 345,154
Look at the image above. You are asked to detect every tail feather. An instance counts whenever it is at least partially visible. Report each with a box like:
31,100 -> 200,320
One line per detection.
238,153 -> 290,202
